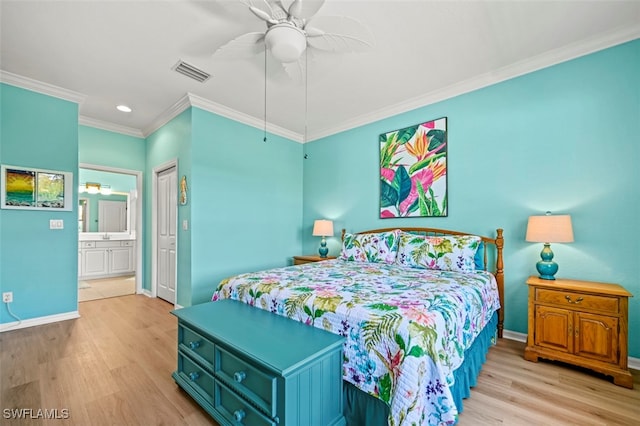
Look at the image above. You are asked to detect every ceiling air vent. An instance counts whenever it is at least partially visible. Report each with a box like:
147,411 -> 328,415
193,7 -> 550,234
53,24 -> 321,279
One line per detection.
173,60 -> 211,83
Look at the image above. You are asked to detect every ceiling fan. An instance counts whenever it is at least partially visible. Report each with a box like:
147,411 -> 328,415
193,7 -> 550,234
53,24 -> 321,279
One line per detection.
214,0 -> 374,66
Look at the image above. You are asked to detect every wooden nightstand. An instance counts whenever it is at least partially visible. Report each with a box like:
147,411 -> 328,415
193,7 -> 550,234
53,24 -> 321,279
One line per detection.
524,276 -> 633,388
293,255 -> 337,265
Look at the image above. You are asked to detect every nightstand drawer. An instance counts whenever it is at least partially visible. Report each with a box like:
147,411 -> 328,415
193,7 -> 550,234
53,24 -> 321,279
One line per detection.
535,288 -> 619,313
214,380 -> 277,426
178,324 -> 215,369
215,346 -> 277,417
177,353 -> 215,405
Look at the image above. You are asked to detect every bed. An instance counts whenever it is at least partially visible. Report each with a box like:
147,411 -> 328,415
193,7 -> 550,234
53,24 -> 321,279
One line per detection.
212,227 -> 504,425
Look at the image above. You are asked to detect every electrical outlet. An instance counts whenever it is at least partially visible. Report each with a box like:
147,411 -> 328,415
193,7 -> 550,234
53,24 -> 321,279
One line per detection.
2,292 -> 13,303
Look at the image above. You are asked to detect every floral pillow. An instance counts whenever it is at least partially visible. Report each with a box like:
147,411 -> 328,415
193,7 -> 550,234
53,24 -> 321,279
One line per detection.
396,232 -> 481,273
340,230 -> 400,264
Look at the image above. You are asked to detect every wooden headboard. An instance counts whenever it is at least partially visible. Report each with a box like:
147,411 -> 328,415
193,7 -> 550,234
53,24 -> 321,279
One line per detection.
342,227 -> 505,338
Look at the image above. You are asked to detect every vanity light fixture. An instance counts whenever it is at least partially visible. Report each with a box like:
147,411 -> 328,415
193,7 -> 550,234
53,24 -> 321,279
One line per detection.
116,105 -> 132,113
100,185 -> 112,196
80,182 -> 112,195
84,182 -> 101,194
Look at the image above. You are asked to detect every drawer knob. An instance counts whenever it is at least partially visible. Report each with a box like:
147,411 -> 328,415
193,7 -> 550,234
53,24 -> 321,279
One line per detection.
233,409 -> 245,422
564,295 -> 584,304
188,341 -> 201,350
188,372 -> 199,381
234,371 -> 247,383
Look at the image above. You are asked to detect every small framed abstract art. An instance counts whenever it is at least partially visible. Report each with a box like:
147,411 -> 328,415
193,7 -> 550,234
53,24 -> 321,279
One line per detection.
1,164 -> 74,211
379,117 -> 447,218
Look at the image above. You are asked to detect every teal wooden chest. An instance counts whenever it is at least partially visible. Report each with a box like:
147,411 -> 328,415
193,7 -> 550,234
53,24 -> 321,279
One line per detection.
172,299 -> 346,426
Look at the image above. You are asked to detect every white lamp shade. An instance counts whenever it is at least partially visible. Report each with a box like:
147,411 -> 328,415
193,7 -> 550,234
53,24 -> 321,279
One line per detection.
312,220 -> 334,237
265,24 -> 307,63
526,214 -> 574,243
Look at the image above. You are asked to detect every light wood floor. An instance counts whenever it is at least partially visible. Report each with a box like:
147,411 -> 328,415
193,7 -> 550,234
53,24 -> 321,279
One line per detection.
1,295 -> 638,425
78,275 -> 136,302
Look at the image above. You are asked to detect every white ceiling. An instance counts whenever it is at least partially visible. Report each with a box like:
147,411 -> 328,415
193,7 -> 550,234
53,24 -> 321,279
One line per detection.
1,1 -> 639,141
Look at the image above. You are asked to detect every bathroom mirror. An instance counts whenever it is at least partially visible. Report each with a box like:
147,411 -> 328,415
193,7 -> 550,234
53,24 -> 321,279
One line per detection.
78,192 -> 129,233
78,167 -> 136,237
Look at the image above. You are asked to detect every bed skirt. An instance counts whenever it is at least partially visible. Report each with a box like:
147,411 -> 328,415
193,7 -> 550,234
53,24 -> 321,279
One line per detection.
343,311 -> 498,425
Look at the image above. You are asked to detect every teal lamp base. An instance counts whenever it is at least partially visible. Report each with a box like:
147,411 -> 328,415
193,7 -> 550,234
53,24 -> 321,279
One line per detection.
536,243 -> 558,280
318,236 -> 328,258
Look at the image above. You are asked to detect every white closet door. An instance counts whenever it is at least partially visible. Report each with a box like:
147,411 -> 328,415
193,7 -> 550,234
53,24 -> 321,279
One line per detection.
157,167 -> 177,303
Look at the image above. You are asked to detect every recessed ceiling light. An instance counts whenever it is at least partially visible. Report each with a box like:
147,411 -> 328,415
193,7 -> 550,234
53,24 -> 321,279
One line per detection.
116,105 -> 132,113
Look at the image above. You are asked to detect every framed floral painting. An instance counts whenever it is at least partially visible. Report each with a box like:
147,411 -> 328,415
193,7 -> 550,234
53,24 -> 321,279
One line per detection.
379,117 -> 447,218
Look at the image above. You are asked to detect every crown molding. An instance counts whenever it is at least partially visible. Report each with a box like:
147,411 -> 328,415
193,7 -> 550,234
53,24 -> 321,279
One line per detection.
142,93 -> 192,137
186,93 -> 303,143
0,70 -> 86,104
143,92 -> 303,142
307,25 -> 640,142
79,116 -> 144,138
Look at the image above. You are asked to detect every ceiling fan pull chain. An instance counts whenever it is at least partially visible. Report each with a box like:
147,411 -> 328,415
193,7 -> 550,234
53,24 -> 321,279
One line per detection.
304,46 -> 308,145
263,45 -> 268,143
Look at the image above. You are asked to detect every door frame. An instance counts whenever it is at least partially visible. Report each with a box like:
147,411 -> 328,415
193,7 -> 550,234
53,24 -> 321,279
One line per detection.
78,163 -> 143,295
151,159 -> 178,307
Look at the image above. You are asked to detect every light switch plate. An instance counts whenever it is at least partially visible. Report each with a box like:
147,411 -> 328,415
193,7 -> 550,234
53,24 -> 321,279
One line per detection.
49,219 -> 64,229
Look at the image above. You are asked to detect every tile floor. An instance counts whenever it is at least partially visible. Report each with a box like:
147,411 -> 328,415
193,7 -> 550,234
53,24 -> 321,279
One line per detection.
78,275 -> 136,302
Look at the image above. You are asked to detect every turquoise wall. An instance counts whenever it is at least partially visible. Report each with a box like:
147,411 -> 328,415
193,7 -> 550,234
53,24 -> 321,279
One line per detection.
301,40 -> 640,357
144,107 -> 303,307
0,83 -> 79,323
189,107 -> 303,305
79,125 -> 145,171
145,109 -> 192,305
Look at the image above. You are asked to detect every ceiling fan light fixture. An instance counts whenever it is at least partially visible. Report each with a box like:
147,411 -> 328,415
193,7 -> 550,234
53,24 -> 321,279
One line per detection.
265,23 -> 307,63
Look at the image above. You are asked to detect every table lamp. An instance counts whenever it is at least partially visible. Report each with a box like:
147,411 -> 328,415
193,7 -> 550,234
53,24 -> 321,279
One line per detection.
525,212 -> 574,280
312,219 -> 334,258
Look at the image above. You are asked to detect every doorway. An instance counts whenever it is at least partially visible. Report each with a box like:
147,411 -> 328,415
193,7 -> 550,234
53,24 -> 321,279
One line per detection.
153,160 -> 178,305
78,163 -> 143,303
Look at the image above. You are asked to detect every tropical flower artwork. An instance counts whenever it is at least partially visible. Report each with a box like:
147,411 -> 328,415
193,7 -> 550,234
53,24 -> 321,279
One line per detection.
380,117 -> 447,218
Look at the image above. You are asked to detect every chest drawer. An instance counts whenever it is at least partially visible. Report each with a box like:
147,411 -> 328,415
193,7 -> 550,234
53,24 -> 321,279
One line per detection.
214,380 -> 277,426
178,324 -> 215,369
535,288 -> 619,313
176,353 -> 215,405
215,346 -> 277,418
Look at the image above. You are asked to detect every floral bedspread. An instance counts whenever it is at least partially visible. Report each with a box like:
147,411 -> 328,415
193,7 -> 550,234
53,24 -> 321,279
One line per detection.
212,259 -> 500,426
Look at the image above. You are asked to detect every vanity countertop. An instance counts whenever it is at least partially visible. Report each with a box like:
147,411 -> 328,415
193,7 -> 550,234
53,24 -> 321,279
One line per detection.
79,232 -> 136,242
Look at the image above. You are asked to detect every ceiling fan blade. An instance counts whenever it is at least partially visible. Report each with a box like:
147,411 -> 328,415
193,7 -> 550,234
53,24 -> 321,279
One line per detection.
213,32 -> 266,59
249,6 -> 278,25
306,16 -> 375,52
288,0 -> 326,20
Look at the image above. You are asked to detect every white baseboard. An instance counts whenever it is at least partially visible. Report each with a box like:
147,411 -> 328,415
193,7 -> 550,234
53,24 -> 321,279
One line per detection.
0,311 -> 80,332
502,329 -> 527,342
141,289 -> 153,297
503,328 -> 640,371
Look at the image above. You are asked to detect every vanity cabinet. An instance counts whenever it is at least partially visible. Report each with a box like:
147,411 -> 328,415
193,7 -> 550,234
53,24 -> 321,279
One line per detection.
79,240 -> 135,279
